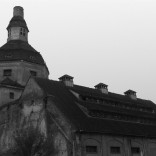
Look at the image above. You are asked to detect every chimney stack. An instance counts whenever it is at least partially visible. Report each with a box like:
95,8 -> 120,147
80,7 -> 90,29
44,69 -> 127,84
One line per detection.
59,74 -> 74,87
13,6 -> 24,18
95,83 -> 108,94
124,89 -> 137,100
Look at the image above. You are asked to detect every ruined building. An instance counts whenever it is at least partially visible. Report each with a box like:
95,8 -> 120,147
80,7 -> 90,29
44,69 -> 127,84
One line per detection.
0,6 -> 156,156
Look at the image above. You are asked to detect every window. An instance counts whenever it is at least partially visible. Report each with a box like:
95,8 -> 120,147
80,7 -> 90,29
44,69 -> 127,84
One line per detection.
3,69 -> 12,76
131,147 -> 140,154
9,92 -> 14,99
8,29 -> 11,37
86,146 -> 97,153
20,28 -> 26,36
110,147 -> 121,154
30,70 -> 37,76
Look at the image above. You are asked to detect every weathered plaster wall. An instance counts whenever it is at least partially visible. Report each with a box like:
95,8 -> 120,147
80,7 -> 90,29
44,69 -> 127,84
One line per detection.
0,78 -> 73,155
0,98 -> 47,152
0,61 -> 48,86
46,97 -> 75,156
22,78 -> 44,100
0,87 -> 22,106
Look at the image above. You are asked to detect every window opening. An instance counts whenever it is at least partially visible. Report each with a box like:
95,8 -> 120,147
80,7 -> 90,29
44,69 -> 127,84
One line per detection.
86,146 -> 97,153
30,70 -> 37,77
9,92 -> 14,99
131,147 -> 140,154
8,29 -> 11,37
110,147 -> 121,154
20,28 -> 26,36
3,69 -> 12,76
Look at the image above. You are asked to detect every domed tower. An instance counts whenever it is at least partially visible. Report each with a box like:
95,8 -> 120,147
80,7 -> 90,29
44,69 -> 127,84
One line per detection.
0,6 -> 49,106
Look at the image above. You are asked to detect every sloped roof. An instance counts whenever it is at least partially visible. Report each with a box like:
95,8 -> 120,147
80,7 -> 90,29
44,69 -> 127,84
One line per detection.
35,78 -> 156,138
59,74 -> 74,80
0,78 -> 24,89
7,16 -> 29,31
0,40 -> 46,66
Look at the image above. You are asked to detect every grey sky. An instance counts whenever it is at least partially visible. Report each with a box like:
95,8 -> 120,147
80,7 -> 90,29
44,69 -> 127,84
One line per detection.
0,0 -> 156,103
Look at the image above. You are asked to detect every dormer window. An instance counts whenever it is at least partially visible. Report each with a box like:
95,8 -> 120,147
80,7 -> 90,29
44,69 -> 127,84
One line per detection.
20,28 -> 26,36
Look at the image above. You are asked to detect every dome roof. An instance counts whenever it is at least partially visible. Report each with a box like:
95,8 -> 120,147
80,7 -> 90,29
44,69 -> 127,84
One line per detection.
7,16 -> 29,31
0,40 -> 47,66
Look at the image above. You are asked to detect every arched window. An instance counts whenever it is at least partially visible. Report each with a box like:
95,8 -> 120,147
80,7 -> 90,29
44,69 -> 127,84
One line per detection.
83,138 -> 101,156
130,141 -> 142,156
107,139 -> 124,156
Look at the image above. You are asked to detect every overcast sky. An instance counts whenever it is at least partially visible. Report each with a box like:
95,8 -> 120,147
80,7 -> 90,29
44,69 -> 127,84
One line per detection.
0,0 -> 156,103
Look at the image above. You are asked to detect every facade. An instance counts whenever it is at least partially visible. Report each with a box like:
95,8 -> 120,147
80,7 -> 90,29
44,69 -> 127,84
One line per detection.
0,6 -> 156,156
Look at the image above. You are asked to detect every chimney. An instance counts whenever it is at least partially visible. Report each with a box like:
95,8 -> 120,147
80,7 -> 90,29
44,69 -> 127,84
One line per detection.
59,74 -> 74,87
13,6 -> 24,18
124,89 -> 137,100
94,83 -> 108,94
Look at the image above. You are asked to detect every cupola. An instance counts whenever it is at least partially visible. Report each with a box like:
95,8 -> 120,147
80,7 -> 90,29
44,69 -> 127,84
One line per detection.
59,74 -> 74,87
7,6 -> 29,42
94,83 -> 108,94
124,89 -> 137,100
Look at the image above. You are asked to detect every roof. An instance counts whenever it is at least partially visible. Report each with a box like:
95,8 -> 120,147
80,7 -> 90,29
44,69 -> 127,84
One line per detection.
124,89 -> 136,94
0,78 -> 24,89
0,40 -> 47,66
34,77 -> 156,138
94,83 -> 108,88
7,16 -> 29,31
59,74 -> 74,80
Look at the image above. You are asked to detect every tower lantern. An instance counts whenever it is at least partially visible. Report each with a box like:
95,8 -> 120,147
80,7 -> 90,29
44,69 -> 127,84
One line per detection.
7,6 -> 29,42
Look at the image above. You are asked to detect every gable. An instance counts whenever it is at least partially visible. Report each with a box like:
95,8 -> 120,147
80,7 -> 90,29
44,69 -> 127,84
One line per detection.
21,77 -> 44,101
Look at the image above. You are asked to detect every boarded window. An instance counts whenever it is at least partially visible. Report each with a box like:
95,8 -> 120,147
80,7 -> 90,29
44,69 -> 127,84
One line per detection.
86,146 -> 97,153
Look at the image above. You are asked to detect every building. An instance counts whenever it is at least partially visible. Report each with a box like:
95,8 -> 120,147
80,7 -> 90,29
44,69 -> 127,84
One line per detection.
0,6 -> 156,156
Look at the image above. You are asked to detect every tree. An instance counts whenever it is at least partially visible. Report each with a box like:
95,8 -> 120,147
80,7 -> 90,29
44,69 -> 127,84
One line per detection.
10,126 -> 55,156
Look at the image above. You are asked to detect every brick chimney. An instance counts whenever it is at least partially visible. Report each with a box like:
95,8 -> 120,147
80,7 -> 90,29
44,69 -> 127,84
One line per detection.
59,74 -> 74,87
124,89 -> 137,100
94,83 -> 108,94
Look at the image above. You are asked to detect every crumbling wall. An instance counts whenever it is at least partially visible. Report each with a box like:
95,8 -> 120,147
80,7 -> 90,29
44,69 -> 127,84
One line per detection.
0,97 -> 46,152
